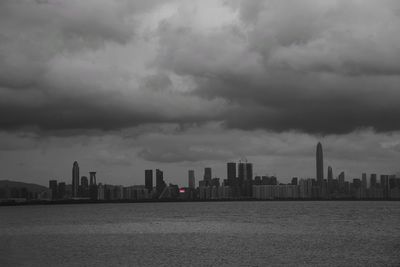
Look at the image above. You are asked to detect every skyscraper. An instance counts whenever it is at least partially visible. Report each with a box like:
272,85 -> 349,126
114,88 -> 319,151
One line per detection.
245,163 -> 253,180
338,171 -> 345,192
244,163 -> 253,197
380,175 -> 389,199
227,162 -> 236,183
72,161 -> 79,198
156,169 -> 166,196
316,142 -> 324,185
327,166 -> 333,194
327,166 -> 333,180
81,176 -> 89,188
89,172 -> 97,186
370,173 -> 377,188
89,172 -> 97,200
49,180 -> 58,200
80,176 -> 89,197
58,182 -> 66,199
204,167 -> 212,181
238,162 -> 245,183
361,173 -> 367,189
145,169 -> 153,192
188,170 -> 195,188
237,162 -> 246,196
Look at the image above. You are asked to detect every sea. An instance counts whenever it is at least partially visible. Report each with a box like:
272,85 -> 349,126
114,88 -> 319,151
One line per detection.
0,201 -> 399,266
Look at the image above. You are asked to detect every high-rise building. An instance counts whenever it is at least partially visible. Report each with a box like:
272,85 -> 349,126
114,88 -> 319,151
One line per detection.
327,166 -> 333,180
338,171 -> 345,192
361,173 -> 367,189
227,162 -> 238,196
156,169 -> 166,196
370,174 -> 377,188
270,176 -> 278,185
49,180 -> 58,200
89,172 -> 97,200
145,169 -> 153,192
327,166 -> 333,194
245,163 -> 253,180
80,176 -> 89,197
72,161 -> 80,198
380,175 -> 389,199
204,168 -> 212,181
81,176 -> 89,188
188,170 -> 195,189
316,142 -> 324,185
238,162 -> 245,183
227,162 -> 236,182
237,162 -> 246,196
58,182 -> 66,199
352,178 -> 362,200
89,172 -> 97,186
243,163 -> 253,197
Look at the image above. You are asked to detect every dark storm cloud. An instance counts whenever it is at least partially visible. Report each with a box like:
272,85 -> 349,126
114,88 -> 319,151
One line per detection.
1,0 -> 400,134
0,82 -> 222,131
0,0 -> 226,132
155,0 -> 400,134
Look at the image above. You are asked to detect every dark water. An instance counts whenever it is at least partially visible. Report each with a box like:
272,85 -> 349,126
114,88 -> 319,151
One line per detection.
0,201 -> 399,266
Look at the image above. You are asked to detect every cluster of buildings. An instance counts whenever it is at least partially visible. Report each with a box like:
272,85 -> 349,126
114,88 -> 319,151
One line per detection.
196,143 -> 400,200
35,142 -> 400,201
43,164 -> 182,201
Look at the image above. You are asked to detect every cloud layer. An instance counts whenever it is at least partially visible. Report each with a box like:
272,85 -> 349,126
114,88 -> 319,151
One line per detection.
1,0 -> 400,134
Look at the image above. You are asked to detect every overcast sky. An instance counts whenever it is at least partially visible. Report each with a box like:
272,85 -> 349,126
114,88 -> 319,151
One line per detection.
1,0 -> 400,186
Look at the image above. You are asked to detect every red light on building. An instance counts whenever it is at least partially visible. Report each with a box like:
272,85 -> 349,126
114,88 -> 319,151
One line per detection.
179,188 -> 185,193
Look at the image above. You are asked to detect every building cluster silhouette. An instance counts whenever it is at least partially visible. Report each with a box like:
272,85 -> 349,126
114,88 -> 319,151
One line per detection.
4,142 -> 400,202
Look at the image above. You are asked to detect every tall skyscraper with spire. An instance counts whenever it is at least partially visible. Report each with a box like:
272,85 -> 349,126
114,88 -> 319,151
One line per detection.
316,142 -> 324,185
72,161 -> 80,197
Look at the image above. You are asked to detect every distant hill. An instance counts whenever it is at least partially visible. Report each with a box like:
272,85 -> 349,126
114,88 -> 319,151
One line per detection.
0,180 -> 47,193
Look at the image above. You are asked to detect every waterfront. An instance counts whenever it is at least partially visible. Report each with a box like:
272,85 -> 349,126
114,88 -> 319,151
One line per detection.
0,201 -> 399,266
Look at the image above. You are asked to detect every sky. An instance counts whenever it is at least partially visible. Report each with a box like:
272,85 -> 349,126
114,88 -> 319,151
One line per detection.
1,0 -> 400,186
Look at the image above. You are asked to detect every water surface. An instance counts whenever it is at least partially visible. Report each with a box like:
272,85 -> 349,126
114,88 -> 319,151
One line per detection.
0,201 -> 399,266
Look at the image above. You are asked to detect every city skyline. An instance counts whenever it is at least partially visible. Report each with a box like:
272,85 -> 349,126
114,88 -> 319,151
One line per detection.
23,142 -> 400,201
1,1 -> 400,186
45,142 -> 400,194
2,137 -> 400,187
2,141 -> 400,202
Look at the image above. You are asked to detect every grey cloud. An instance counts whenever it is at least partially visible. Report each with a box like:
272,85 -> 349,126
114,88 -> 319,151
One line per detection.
0,1 -> 227,132
0,0 -> 171,90
1,0 -> 400,135
0,1 -> 130,90
134,123 -> 315,163
0,85 -> 223,131
154,0 -> 400,134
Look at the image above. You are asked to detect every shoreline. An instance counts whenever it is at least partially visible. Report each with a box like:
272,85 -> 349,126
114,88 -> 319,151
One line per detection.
1,198 -> 398,206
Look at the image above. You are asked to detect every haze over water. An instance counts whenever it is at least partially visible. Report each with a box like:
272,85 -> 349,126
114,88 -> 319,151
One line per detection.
1,201 -> 399,266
